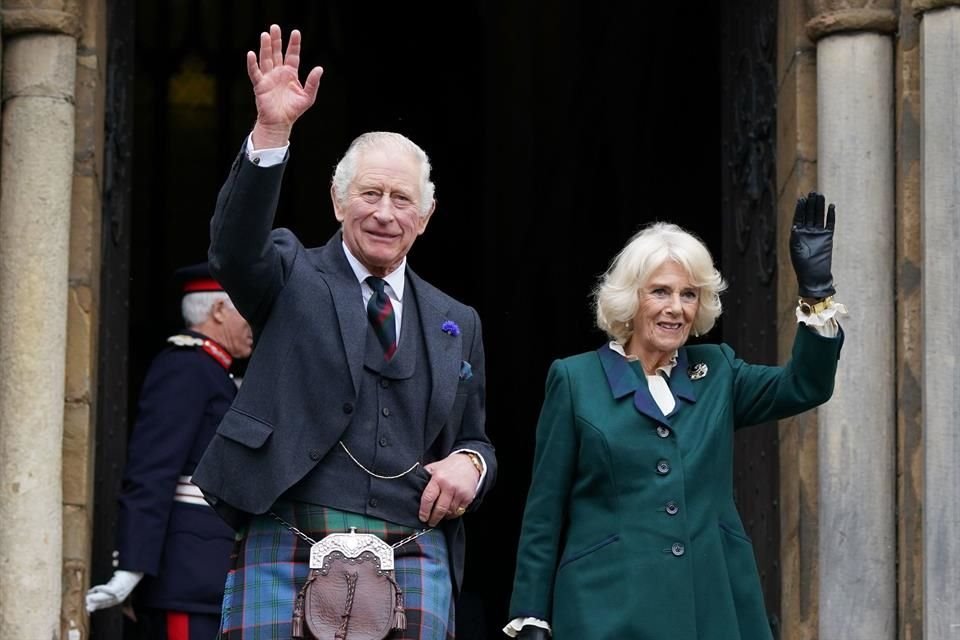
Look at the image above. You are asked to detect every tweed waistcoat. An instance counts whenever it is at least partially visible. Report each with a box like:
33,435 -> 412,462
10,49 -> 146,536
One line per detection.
284,291 -> 432,528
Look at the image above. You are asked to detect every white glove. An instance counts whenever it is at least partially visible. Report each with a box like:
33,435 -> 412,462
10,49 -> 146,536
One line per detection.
85,570 -> 143,613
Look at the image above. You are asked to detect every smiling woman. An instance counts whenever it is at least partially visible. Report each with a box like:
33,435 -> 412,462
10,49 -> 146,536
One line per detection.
594,223 -> 727,362
629,261 -> 701,371
506,205 -> 845,640
592,223 -> 726,374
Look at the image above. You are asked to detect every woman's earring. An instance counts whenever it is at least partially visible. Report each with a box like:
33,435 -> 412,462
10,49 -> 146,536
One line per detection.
625,320 -> 633,331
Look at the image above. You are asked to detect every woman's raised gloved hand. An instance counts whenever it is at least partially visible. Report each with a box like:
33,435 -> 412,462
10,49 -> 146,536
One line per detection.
789,191 -> 836,299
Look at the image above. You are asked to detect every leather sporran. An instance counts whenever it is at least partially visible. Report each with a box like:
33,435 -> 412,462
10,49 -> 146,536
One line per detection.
292,528 -> 406,640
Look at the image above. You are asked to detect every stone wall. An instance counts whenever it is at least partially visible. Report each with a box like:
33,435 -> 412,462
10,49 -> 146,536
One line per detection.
894,6 -> 923,639
0,0 -> 105,638
63,3 -> 107,638
776,2 -> 820,638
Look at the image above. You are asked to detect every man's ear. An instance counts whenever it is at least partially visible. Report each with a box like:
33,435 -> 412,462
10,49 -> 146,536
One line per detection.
417,199 -> 436,235
331,184 -> 345,222
210,299 -> 227,324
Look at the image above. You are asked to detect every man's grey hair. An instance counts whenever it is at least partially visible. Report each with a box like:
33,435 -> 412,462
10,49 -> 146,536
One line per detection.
331,132 -> 435,217
181,291 -> 234,328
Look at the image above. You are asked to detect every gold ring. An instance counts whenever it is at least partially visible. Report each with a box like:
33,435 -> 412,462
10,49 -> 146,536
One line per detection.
456,507 -> 466,516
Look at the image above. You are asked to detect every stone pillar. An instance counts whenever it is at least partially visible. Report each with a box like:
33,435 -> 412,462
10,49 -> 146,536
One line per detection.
0,4 -> 80,638
915,3 -> 960,637
805,2 -> 897,638
63,0 -> 108,637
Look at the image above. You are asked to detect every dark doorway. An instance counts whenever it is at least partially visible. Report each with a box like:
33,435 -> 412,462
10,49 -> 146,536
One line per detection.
93,1 -> 787,638
720,0 -> 781,634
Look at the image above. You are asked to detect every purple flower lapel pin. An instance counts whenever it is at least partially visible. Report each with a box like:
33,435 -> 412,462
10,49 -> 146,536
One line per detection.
441,320 -> 461,337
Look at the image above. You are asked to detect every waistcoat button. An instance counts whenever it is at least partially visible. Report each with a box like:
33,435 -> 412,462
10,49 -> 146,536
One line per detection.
343,402 -> 354,414
656,460 -> 671,475
665,501 -> 679,515
671,542 -> 685,557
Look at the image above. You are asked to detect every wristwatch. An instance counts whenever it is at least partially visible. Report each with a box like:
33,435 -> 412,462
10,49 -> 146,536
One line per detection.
460,451 -> 484,476
798,295 -> 834,316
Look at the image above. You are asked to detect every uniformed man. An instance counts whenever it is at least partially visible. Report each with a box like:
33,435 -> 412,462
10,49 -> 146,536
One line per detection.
86,263 -> 253,639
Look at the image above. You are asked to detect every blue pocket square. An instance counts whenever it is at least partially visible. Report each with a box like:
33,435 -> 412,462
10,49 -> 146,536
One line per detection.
459,360 -> 473,381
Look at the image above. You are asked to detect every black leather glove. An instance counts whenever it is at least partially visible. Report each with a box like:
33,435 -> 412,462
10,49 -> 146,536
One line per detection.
515,626 -> 550,640
789,192 -> 836,298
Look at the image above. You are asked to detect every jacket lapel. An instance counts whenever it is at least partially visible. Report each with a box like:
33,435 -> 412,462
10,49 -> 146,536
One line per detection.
313,232 -> 367,396
408,269 -> 459,447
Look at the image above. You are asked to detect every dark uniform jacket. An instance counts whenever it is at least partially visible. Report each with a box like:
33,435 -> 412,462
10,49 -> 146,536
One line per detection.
508,325 -> 842,639
116,330 -> 237,614
192,146 -> 497,591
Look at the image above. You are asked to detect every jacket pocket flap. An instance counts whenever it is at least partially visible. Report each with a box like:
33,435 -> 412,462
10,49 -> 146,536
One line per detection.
216,410 -> 273,448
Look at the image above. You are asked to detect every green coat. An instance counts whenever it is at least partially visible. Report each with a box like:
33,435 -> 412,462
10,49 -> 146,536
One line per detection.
508,326 -> 842,640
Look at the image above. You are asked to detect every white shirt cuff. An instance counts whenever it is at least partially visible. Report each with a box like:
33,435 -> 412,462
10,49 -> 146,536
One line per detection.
245,134 -> 289,167
453,448 -> 488,492
796,300 -> 847,338
503,617 -> 551,637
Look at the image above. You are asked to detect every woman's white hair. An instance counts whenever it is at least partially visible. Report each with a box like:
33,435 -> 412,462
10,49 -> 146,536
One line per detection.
594,222 -> 727,344
181,291 -> 234,328
330,132 -> 435,217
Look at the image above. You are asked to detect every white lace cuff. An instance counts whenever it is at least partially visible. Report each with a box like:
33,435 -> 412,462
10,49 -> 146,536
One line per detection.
796,300 -> 848,338
503,617 -> 551,637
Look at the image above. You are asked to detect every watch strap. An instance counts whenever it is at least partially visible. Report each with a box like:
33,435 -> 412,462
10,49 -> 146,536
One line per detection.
798,295 -> 835,315
460,451 -> 484,475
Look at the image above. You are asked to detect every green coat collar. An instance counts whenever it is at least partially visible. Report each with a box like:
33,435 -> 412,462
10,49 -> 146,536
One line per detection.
596,344 -> 697,425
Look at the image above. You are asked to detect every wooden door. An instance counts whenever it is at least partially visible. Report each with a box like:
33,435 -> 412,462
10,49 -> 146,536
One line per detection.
720,0 -> 781,635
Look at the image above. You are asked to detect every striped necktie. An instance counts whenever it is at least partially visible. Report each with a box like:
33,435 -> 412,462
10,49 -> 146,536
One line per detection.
366,276 -> 397,360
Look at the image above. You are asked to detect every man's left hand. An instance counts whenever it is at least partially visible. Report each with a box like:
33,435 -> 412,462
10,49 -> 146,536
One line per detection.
418,453 -> 479,526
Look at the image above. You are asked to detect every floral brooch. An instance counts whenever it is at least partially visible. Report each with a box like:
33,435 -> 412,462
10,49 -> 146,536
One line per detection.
687,362 -> 708,380
441,320 -> 461,337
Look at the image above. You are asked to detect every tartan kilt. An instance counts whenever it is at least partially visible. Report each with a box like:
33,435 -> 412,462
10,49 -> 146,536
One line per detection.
217,501 -> 455,640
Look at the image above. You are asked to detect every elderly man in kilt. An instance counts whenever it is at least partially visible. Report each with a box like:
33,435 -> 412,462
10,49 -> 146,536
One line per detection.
192,25 -> 497,640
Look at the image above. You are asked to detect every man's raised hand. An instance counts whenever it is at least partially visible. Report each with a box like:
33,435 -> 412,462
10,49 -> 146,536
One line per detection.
248,24 -> 323,149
